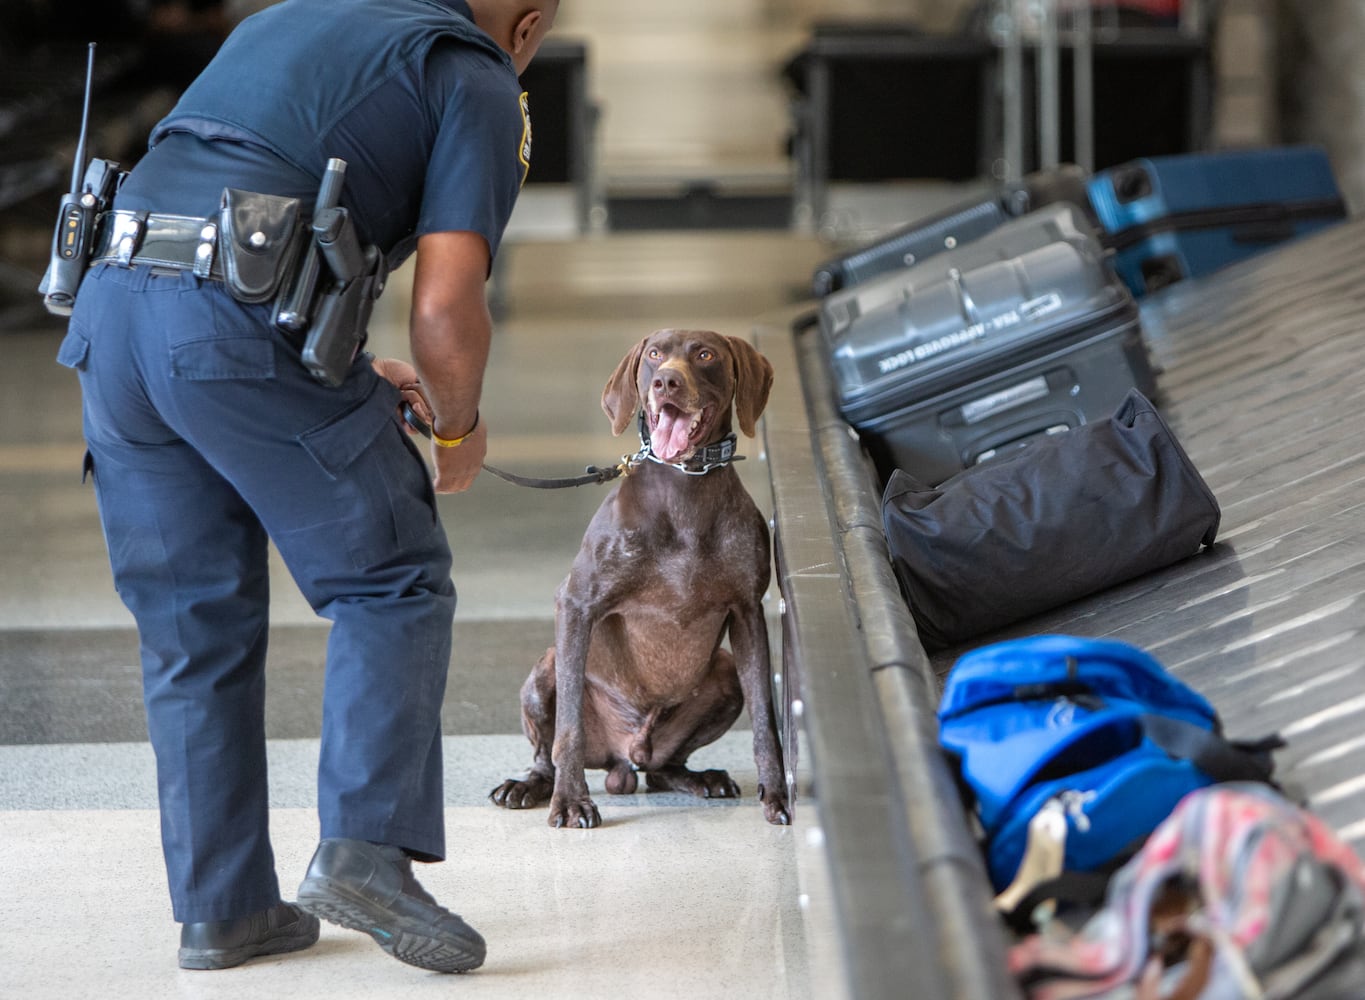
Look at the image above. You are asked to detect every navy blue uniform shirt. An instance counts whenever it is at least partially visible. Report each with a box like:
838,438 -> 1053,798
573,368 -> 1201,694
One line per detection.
117,0 -> 529,270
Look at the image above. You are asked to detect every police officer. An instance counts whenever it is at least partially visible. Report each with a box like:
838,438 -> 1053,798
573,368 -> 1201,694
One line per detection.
56,0 -> 559,974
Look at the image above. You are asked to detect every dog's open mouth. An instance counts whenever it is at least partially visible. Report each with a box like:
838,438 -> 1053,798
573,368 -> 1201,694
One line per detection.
648,403 -> 712,463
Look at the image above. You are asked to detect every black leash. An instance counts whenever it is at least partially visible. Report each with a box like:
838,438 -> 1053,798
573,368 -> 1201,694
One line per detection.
481,461 -> 630,489
406,403 -> 627,489
404,404 -> 740,490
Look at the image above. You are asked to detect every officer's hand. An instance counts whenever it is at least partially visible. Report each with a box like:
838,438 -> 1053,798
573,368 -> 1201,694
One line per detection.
371,357 -> 433,435
371,356 -> 418,388
430,416 -> 486,494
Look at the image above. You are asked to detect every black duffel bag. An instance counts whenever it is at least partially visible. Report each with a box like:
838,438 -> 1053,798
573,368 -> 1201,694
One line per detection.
881,389 -> 1220,651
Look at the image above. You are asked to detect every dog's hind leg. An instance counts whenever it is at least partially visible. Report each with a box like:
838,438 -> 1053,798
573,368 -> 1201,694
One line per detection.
489,647 -> 558,809
646,763 -> 741,799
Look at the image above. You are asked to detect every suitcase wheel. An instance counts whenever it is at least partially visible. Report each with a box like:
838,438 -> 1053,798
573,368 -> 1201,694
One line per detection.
1113,165 -> 1154,204
1141,254 -> 1185,294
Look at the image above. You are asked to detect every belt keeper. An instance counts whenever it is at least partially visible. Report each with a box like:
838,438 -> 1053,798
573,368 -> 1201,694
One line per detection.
114,212 -> 146,267
193,222 -> 217,278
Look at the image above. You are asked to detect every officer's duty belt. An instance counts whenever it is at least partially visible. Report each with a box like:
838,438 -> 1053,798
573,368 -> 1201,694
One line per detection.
90,210 -> 225,280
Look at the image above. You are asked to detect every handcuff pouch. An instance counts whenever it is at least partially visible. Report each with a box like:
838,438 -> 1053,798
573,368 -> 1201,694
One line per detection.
218,188 -> 305,304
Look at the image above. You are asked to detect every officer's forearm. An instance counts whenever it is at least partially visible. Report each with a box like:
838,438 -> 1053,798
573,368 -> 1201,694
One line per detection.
407,230 -> 494,440
409,295 -> 490,441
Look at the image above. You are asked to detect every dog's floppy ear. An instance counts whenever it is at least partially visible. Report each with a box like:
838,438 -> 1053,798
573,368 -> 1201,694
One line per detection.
601,336 -> 649,436
727,335 -> 774,438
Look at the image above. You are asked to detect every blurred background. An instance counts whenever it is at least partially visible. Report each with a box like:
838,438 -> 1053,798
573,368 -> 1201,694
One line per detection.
2,0 -> 1363,332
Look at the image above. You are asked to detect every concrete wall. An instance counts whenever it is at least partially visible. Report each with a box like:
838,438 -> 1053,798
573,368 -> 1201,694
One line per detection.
1277,0 -> 1365,214
782,0 -> 974,32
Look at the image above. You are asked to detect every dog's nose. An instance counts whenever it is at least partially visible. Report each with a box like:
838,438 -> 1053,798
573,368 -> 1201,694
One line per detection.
652,358 -> 697,399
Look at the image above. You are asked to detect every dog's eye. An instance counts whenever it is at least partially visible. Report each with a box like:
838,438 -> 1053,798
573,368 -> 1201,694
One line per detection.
697,349 -> 714,362
648,348 -> 662,360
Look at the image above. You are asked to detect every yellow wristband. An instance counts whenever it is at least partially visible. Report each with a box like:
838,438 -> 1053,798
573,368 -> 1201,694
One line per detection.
431,411 -> 479,449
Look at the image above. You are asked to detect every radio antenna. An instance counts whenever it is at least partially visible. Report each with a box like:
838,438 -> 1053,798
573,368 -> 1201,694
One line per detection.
71,42 -> 96,192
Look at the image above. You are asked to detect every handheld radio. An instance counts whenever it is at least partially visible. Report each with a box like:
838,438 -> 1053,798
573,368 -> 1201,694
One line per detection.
39,43 -> 123,316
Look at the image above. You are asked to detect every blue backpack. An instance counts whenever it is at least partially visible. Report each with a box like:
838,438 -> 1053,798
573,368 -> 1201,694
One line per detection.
937,635 -> 1281,908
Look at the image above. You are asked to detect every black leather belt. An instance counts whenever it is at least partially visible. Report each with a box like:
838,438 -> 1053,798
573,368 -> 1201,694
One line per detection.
90,209 -> 225,280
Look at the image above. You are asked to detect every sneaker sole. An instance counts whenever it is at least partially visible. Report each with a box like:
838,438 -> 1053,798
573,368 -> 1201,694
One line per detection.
296,876 -> 485,974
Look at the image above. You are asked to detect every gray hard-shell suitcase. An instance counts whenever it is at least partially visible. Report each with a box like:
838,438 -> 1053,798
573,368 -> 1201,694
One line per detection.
823,202 -> 1157,486
809,165 -> 1093,297
818,201 -> 1105,346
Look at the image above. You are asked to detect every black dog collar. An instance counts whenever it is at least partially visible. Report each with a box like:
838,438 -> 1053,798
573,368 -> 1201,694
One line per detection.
636,410 -> 741,475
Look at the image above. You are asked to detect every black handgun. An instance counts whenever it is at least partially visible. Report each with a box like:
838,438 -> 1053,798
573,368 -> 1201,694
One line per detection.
39,43 -> 123,316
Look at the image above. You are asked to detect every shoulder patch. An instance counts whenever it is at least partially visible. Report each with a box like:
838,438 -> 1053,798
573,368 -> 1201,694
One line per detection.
518,91 -> 532,186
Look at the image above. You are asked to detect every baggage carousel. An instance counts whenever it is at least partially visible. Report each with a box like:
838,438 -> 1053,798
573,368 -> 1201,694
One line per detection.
757,215 -> 1365,998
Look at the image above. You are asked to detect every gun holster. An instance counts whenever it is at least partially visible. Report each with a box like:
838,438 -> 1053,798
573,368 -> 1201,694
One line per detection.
300,206 -> 388,387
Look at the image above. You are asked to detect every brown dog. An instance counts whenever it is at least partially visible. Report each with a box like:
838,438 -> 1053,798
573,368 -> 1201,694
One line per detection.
489,329 -> 790,828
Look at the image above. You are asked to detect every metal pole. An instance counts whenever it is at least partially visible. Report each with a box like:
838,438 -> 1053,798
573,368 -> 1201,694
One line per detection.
1180,0 -> 1206,36
1071,0 -> 1094,171
1037,0 -> 1060,170
1000,0 -> 1025,180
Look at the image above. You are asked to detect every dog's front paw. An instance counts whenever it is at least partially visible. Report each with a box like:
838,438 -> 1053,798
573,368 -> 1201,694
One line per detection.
757,783 -> 792,826
548,792 -> 601,829
489,773 -> 553,810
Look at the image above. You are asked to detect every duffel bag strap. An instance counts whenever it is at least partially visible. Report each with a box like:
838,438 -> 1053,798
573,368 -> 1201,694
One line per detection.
1141,714 -> 1283,786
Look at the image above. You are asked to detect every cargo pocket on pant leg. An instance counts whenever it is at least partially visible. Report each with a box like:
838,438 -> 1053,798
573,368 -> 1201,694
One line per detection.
56,327 -> 92,371
297,379 -> 441,571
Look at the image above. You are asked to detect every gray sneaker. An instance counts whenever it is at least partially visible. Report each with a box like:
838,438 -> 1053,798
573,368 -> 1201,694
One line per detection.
296,838 -> 486,973
178,901 -> 320,970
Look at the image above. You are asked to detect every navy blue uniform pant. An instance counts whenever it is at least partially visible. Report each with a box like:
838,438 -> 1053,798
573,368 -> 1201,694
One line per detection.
59,263 -> 456,924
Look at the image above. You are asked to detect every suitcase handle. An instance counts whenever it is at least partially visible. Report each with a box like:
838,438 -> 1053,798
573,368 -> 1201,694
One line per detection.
964,412 -> 1078,468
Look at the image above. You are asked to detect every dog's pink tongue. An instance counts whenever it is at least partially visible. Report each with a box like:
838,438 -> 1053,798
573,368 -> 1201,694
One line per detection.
651,410 -> 693,462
